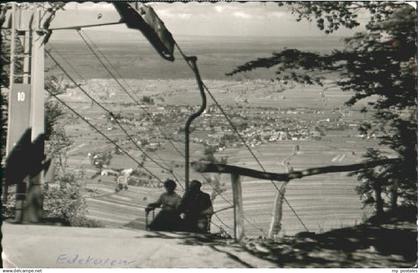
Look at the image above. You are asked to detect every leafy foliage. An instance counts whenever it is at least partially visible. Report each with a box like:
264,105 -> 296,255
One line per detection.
227,2 -> 417,213
42,173 -> 85,222
279,2 -> 400,34
352,149 -> 389,213
42,172 -> 103,227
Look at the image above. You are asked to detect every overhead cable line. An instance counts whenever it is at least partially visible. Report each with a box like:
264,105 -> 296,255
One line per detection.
203,83 -> 308,232
44,81 -> 223,235
77,29 -> 185,157
46,48 -> 172,173
48,45 -> 85,81
49,46 -> 174,163
49,36 -> 237,233
45,49 -> 182,187
75,30 -> 184,186
171,44 -> 268,235
44,85 -> 163,183
78,29 -> 185,157
46,43 -> 237,233
174,43 -> 310,232
212,215 -> 234,231
75,29 -> 264,235
77,30 -> 264,234
50,86 -> 234,234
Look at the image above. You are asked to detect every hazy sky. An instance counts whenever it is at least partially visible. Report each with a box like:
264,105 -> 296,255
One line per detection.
50,2 -> 368,42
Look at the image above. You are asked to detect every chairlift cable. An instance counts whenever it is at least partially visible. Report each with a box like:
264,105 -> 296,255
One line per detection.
204,82 -> 309,232
77,29 -> 241,219
174,42 -> 310,233
48,85 -> 233,234
48,45 -> 85,81
203,85 -> 309,232
213,214 -> 234,231
49,34 -> 237,234
78,29 -> 185,160
76,29 -> 183,187
209,189 -> 267,235
46,49 -> 182,187
77,29 -> 185,156
74,30 -> 263,235
45,40 -> 236,233
173,43 -> 269,235
44,87 -> 163,183
46,48 -> 171,172
48,45 -> 184,188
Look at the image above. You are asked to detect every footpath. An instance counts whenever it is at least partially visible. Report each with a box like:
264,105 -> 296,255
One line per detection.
1,222 -> 276,268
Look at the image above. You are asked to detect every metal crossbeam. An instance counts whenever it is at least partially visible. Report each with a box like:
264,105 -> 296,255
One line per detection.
192,159 -> 400,182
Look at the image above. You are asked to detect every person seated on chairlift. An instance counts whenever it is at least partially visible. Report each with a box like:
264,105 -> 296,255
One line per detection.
145,179 -> 182,231
178,180 -> 213,233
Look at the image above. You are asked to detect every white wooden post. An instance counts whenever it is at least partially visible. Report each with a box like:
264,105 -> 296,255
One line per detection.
23,7 -> 45,223
268,163 -> 291,239
231,173 -> 244,241
7,3 -> 24,221
268,182 -> 288,238
23,29 -> 31,84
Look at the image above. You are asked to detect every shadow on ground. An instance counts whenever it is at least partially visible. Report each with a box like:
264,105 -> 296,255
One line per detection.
241,207 -> 417,268
127,207 -> 417,268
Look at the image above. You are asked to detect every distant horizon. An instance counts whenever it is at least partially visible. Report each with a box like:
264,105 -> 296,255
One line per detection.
50,31 -> 350,43
59,31 -> 351,38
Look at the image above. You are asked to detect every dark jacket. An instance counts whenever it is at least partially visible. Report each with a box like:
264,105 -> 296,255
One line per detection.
178,190 -> 213,232
178,190 -> 213,218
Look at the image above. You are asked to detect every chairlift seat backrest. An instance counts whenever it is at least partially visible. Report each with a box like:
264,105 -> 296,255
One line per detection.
113,3 -> 175,61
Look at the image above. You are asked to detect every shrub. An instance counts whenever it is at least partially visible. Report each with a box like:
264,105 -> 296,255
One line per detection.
2,173 -> 102,227
43,173 -> 89,226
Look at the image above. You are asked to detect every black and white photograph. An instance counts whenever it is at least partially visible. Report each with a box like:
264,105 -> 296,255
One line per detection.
0,1 -> 418,269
